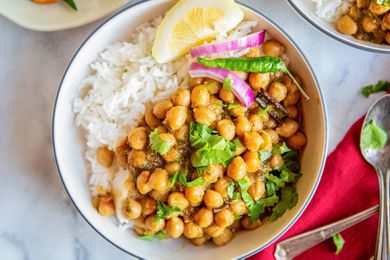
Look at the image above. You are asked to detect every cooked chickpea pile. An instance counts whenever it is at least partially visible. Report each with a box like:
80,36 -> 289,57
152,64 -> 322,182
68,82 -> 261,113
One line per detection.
336,0 -> 390,44
92,39 -> 306,247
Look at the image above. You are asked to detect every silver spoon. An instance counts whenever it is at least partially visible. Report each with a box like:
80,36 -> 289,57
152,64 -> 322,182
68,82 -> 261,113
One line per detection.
360,94 -> 390,260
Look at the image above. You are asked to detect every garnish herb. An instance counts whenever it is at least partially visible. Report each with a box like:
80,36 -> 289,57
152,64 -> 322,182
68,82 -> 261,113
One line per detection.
361,120 -> 388,150
272,142 -> 292,155
376,0 -> 390,6
223,75 -> 233,91
64,0 -> 78,10
269,186 -> 298,220
227,181 -> 241,201
233,138 -> 242,148
234,214 -> 243,220
189,122 -> 236,167
138,231 -> 167,240
228,103 -> 241,110
332,233 -> 345,255
156,201 -> 181,220
198,56 -> 309,100
258,106 -> 270,116
361,80 -> 390,97
259,150 -> 272,163
205,81 -> 217,90
149,129 -> 174,155
170,169 -> 205,188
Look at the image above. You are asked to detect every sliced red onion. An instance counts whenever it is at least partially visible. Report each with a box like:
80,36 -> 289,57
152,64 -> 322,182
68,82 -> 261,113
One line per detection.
190,31 -> 266,58
189,62 -> 255,107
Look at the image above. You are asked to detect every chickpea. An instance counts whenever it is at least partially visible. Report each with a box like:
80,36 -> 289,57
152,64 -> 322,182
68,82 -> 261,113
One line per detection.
165,106 -> 187,131
283,91 -> 301,106
165,162 -> 181,175
156,125 -> 168,134
349,5 -> 362,20
209,96 -> 224,115
145,214 -> 165,232
174,125 -> 188,142
244,47 -> 261,58
269,82 -> 288,102
172,88 -> 190,107
233,71 -> 249,81
264,129 -> 280,145
98,194 -> 115,216
214,177 -> 231,199
185,185 -> 205,206
241,216 -> 262,230
282,74 -> 298,94
259,110 -> 270,123
336,15 -> 358,35
248,73 -> 270,92
385,32 -> 390,44
270,154 -> 284,169
217,119 -> 236,141
148,168 -> 170,192
382,13 -> 390,30
356,0 -> 368,8
183,222 -> 204,239
287,131 -> 307,150
165,217 -> 184,238
248,179 -> 266,200
369,1 -> 390,15
140,197 -> 156,216
159,132 -> 176,147
129,150 -> 146,168
242,151 -> 261,173
204,79 -> 222,94
145,106 -> 161,128
286,106 -> 298,119
230,219 -> 241,231
150,190 -> 169,202
235,116 -> 251,136
137,171 -> 152,194
153,99 -> 173,119
276,119 -> 299,138
191,85 -> 210,108
262,39 -> 285,57
194,207 -> 214,228
189,77 -> 205,88
203,164 -> 224,184
244,131 -> 264,152
122,199 -> 142,220
205,223 -> 225,238
214,209 -> 234,228
362,16 -> 379,33
212,228 -> 234,246
219,88 -> 235,104
96,146 -> 114,168
230,199 -> 248,215
249,114 -> 263,132
168,192 -> 189,210
163,147 -> 180,163
203,190 -> 224,209
230,104 -> 247,117
227,156 -> 247,181
115,139 -> 130,168
128,127 -> 147,150
260,131 -> 273,152
235,145 -> 246,156
194,107 -> 216,125
191,236 -> 208,246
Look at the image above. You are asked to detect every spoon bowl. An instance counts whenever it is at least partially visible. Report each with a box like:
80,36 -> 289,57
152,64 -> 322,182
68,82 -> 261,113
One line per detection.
360,94 -> 390,260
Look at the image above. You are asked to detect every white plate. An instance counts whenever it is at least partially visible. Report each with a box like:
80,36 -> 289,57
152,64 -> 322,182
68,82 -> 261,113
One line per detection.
52,0 -> 328,258
0,0 -> 131,31
286,0 -> 390,54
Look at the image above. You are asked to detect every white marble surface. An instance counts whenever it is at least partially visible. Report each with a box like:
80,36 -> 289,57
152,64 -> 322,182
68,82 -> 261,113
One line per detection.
0,0 -> 388,259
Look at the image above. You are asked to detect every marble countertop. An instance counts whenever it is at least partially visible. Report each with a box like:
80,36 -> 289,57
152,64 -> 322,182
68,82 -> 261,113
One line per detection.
0,0 -> 388,259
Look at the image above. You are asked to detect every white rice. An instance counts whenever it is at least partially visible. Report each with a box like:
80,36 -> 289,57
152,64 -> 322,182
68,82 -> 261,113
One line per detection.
310,0 -> 354,22
72,16 -> 257,197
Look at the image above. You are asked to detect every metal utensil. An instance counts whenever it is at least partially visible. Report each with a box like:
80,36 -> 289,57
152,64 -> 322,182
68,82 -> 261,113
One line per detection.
274,205 -> 379,260
360,94 -> 390,260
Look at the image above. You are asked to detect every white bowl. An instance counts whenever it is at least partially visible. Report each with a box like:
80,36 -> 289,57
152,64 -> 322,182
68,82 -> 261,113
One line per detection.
286,0 -> 390,54
0,0 -> 130,32
52,0 -> 328,258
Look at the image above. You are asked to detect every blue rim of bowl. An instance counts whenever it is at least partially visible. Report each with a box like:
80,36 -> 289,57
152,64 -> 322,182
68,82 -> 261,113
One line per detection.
52,1 -> 329,259
285,0 -> 390,54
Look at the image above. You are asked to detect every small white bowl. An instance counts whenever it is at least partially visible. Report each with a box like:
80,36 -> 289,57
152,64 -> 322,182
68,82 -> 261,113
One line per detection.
52,0 -> 328,258
286,0 -> 390,54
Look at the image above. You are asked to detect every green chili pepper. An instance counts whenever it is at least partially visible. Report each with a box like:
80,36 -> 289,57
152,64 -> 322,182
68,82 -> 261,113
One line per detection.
198,56 -> 309,100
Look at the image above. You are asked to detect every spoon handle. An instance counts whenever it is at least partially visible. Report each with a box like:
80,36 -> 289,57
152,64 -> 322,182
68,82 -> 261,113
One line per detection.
274,205 -> 379,260
375,170 -> 389,260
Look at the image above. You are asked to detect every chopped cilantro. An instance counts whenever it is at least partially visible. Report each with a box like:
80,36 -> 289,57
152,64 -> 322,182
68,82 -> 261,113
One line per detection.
259,150 -> 272,163
156,201 -> 181,220
269,186 -> 298,221
228,103 -> 241,110
149,129 -> 174,155
223,75 -> 233,91
258,106 -> 270,116
332,233 -> 345,255
361,120 -> 388,150
227,180 -> 241,201
272,142 -> 292,155
361,80 -> 390,97
138,231 -> 167,241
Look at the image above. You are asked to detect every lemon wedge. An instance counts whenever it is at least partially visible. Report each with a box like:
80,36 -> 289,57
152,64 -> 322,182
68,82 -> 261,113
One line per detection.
152,0 -> 244,63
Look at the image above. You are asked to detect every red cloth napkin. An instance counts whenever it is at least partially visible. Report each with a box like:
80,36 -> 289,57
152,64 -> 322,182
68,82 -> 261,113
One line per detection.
250,117 -> 379,260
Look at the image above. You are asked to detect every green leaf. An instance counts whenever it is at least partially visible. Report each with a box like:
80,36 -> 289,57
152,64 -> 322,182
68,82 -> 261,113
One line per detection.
168,170 -> 180,190
196,166 -> 208,175
361,80 -> 390,97
156,201 -> 181,220
272,142 -> 292,155
259,150 -> 272,163
138,231 -> 167,241
223,75 -> 233,91
227,181 -> 240,201
233,138 -> 243,148
212,101 -> 226,107
258,106 -> 270,116
228,103 -> 241,110
269,186 -> 298,221
185,177 -> 205,187
234,214 -> 243,220
63,0 -> 78,10
205,81 -> 217,90
173,170 -> 205,187
332,233 -> 345,255
361,120 -> 388,150
149,129 -> 174,155
376,0 -> 390,7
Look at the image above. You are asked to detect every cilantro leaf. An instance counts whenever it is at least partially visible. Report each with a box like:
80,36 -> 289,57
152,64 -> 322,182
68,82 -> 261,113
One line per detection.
149,129 -> 174,155
64,0 -> 78,11
228,103 -> 241,110
361,120 -> 388,150
223,75 -> 233,91
269,186 -> 298,221
168,170 -> 180,190
138,231 -> 167,241
361,80 -> 390,97
234,214 -> 243,220
259,150 -> 272,163
376,0 -> 390,7
332,233 -> 345,255
171,169 -> 205,188
258,106 -> 270,116
156,201 -> 181,220
227,181 -> 240,201
185,177 -> 205,187
272,142 -> 291,155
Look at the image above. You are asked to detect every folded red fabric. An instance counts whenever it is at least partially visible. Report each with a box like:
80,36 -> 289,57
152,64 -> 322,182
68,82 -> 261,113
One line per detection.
250,117 -> 379,260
